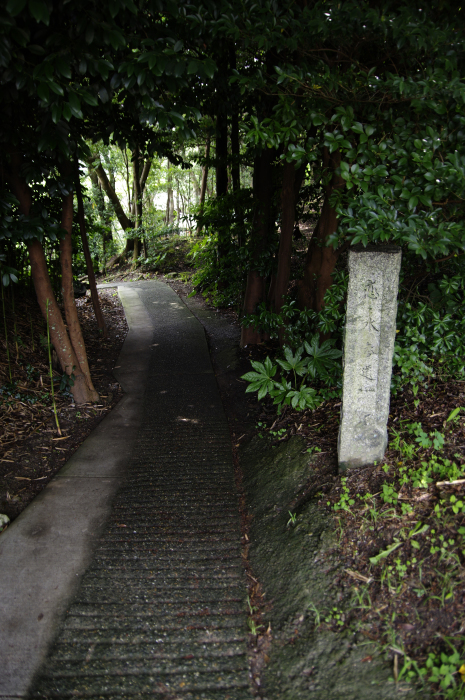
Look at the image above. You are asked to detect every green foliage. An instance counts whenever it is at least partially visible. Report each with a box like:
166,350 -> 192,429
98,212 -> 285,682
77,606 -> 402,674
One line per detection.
390,419 -> 465,488
393,263 -> 465,390
332,477 -> 355,512
143,232 -> 195,273
237,3 -> 465,263
324,607 -> 345,628
242,336 -> 341,413
243,269 -> 348,349
400,641 -> 465,698
190,189 -> 254,307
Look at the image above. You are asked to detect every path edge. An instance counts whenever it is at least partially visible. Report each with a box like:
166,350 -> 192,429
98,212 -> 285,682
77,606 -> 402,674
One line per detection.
0,286 -> 153,698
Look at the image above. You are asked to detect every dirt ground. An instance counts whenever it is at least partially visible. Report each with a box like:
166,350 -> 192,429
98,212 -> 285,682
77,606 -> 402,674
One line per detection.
0,288 -> 128,523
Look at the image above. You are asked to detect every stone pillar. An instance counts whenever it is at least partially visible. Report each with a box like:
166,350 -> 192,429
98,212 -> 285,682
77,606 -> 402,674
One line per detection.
338,245 -> 402,470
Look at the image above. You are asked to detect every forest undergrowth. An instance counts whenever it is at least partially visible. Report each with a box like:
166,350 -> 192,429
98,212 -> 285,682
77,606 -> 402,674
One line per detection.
0,287 -> 128,524
243,337 -> 465,699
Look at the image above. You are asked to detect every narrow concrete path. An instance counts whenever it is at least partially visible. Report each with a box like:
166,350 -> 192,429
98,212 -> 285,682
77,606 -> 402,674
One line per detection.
0,281 -> 249,700
0,285 -> 153,699
13,282 -> 246,700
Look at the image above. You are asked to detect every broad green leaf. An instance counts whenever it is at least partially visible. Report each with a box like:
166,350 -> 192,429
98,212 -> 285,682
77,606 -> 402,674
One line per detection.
56,57 -> 71,79
257,384 -> 268,400
67,91 -> 82,118
203,59 -> 216,79
51,103 -> 61,123
98,87 -> 110,103
47,81 -> 63,96
6,0 -> 27,16
28,44 -> 46,55
351,122 -> 364,134
276,359 -> 292,371
241,371 -> 265,382
81,90 -> 98,106
37,82 -> 49,102
28,0 -> 50,24
62,102 -> 72,121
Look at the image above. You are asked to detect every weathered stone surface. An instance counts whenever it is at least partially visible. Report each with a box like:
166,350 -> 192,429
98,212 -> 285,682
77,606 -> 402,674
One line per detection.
338,245 -> 401,470
240,436 -> 418,699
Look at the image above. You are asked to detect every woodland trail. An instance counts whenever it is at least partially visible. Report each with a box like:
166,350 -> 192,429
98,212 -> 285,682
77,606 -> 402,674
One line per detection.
0,281 -> 250,700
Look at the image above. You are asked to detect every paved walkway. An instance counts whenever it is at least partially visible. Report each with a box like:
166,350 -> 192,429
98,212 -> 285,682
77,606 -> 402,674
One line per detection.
0,281 -> 249,700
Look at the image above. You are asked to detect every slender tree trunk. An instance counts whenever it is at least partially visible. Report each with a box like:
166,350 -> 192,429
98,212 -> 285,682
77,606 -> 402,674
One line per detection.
75,161 -> 107,337
191,171 -> 201,205
169,189 -> 175,223
139,159 -> 151,194
271,160 -> 307,319
91,161 -> 133,233
165,159 -> 173,225
8,149 -> 96,404
216,114 -> 229,258
216,113 -> 228,197
229,46 -> 241,194
231,111 -> 240,193
199,138 -> 210,208
240,148 -> 276,346
197,137 -> 211,235
297,148 -> 345,312
28,239 -> 92,403
60,193 -> 99,403
132,144 -> 142,265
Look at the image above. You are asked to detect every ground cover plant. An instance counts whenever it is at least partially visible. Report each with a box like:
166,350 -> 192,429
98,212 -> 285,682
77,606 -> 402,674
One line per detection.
241,342 -> 465,698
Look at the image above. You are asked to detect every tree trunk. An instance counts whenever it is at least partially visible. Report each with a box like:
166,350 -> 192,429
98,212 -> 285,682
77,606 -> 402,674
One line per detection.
215,112 -> 228,197
229,46 -> 241,194
199,138 -> 210,208
8,148 -> 96,404
92,160 -> 134,233
75,161 -> 107,337
28,239 -> 92,404
216,114 -> 229,258
60,193 -> 99,403
132,144 -> 142,265
197,137 -> 211,235
271,160 -> 307,319
240,148 -> 276,346
165,160 -> 173,225
297,148 -> 344,312
139,159 -> 151,194
231,110 -> 240,193
191,171 -> 201,205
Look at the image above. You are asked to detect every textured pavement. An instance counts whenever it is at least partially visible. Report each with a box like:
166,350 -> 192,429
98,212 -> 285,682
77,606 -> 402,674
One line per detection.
27,281 -> 250,699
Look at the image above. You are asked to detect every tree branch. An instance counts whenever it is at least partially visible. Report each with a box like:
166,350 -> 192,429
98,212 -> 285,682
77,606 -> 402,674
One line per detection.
88,158 -> 134,232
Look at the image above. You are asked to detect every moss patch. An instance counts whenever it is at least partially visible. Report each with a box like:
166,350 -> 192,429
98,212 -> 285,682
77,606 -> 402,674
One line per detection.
240,436 -> 420,699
